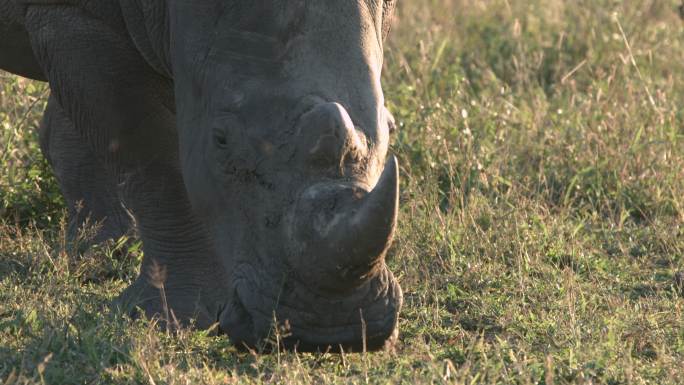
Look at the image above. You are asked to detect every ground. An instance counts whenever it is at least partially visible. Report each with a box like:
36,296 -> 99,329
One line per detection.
2,0 -> 684,384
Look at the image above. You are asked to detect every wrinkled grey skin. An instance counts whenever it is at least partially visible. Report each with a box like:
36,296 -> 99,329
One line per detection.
1,0 -> 402,351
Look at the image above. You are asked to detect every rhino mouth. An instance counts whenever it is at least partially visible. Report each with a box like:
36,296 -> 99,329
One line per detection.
219,263 -> 402,352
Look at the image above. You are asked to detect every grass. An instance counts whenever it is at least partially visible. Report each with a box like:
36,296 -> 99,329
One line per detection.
2,0 -> 684,383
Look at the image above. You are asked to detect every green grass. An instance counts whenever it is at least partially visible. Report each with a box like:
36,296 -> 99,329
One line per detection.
2,0 -> 684,383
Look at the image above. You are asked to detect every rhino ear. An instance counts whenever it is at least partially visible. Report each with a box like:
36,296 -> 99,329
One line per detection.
382,0 -> 397,40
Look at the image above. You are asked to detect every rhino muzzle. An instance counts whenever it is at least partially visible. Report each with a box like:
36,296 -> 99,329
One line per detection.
219,263 -> 402,352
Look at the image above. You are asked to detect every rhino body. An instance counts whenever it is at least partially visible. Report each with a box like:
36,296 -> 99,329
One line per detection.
0,0 -> 402,351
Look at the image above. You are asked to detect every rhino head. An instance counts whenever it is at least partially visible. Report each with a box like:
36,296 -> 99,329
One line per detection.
169,0 -> 401,351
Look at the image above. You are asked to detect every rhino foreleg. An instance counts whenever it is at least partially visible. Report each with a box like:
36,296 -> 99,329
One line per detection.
40,95 -> 133,248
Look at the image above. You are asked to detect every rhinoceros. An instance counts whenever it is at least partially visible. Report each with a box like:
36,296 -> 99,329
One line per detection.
0,0 -> 402,351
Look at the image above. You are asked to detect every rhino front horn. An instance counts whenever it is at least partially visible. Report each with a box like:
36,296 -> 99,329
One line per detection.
290,156 -> 400,292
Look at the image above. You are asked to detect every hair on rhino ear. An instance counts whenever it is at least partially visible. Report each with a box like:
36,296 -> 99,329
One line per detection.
382,0 -> 397,39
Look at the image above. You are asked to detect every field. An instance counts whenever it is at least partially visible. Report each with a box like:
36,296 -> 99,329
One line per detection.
2,1 -> 684,383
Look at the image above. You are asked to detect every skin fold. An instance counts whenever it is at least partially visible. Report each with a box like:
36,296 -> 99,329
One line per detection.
0,0 -> 402,351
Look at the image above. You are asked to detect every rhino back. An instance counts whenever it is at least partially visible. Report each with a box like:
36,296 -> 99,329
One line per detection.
1,0 -> 162,81
0,0 -> 46,81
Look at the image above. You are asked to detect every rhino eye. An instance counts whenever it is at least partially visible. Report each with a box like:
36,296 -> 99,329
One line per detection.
213,127 -> 229,149
212,114 -> 243,150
